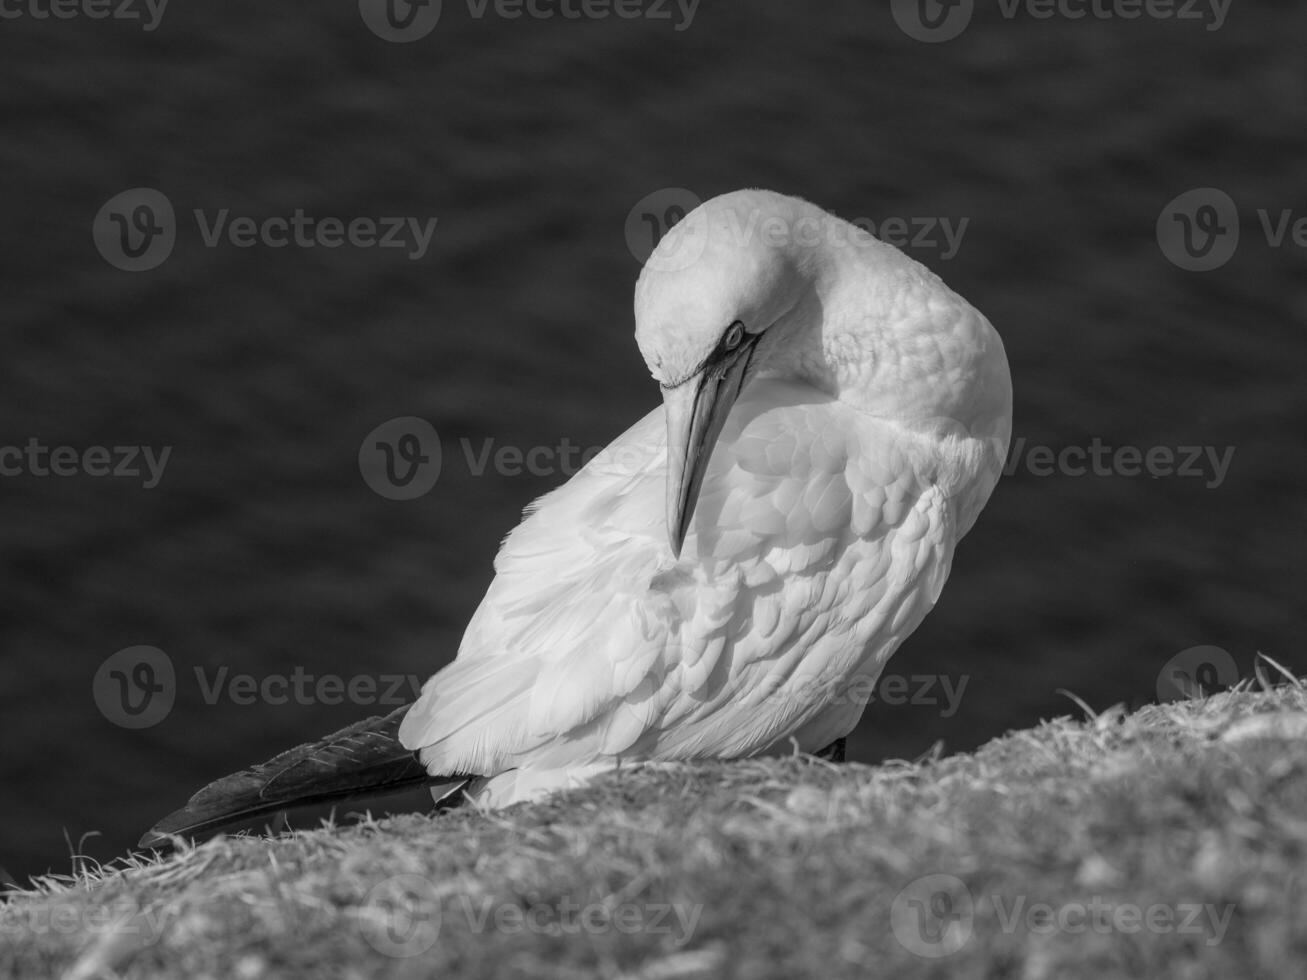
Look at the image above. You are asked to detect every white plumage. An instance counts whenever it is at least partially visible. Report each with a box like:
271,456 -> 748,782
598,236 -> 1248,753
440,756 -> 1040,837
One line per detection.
398,189 -> 1012,805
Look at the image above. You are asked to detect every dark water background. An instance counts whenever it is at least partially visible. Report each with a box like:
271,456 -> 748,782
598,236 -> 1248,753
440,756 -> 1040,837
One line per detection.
1,0 -> 1304,885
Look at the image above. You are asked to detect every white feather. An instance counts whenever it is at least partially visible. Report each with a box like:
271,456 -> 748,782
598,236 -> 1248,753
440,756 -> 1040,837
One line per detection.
396,189 -> 1012,803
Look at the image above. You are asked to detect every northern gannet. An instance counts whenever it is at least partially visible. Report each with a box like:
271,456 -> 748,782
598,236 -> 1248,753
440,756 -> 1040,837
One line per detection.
142,189 -> 1011,844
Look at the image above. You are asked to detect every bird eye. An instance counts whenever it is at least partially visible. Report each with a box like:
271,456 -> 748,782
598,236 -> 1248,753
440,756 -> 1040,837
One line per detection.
723,321 -> 745,351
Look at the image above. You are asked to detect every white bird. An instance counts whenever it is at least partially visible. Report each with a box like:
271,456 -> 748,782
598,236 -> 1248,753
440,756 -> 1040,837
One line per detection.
142,189 -> 1011,844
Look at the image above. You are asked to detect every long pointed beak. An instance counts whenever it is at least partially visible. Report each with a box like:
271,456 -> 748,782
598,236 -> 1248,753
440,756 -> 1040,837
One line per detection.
663,337 -> 760,558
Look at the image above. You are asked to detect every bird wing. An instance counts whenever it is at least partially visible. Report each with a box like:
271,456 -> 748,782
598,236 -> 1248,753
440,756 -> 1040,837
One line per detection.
398,378 -> 956,775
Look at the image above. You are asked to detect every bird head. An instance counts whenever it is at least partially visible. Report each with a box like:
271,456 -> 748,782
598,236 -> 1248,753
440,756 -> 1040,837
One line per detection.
633,188 -> 1011,559
633,190 -> 818,558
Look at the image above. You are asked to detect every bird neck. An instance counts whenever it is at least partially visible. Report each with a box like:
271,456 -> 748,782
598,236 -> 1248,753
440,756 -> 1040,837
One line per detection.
764,247 -> 1011,457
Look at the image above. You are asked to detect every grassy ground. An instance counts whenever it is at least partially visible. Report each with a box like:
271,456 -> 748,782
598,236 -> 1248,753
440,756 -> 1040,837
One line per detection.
4,678 -> 1306,979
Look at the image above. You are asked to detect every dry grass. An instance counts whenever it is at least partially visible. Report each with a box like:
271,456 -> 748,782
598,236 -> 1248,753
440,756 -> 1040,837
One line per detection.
4,673 -> 1307,979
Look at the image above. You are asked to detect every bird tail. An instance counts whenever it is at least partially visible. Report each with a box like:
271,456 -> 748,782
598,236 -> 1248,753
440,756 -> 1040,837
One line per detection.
138,703 -> 466,848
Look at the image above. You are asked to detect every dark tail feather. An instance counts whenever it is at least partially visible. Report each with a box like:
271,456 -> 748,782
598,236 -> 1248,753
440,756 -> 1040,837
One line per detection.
139,703 -> 463,848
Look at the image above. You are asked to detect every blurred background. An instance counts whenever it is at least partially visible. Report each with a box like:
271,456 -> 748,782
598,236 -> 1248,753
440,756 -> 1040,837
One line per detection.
1,0 -> 1303,886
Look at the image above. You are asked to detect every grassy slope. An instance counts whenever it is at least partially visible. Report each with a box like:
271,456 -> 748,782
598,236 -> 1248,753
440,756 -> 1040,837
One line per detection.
4,682 -> 1306,980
